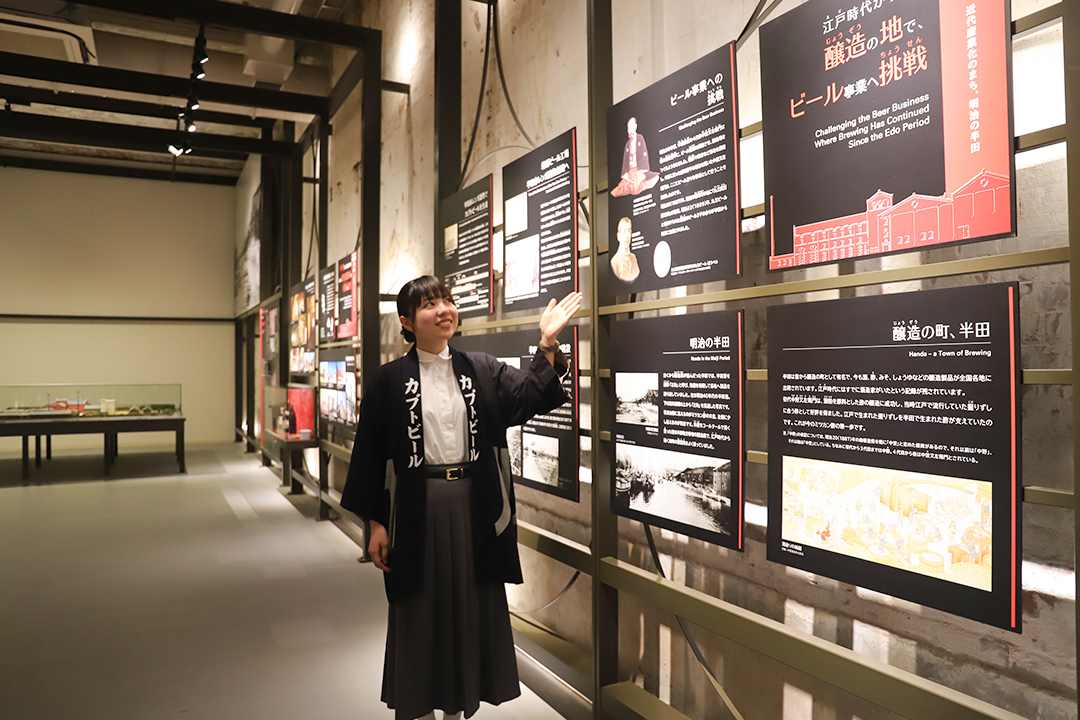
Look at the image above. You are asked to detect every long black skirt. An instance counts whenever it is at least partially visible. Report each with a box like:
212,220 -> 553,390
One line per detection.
381,475 -> 521,720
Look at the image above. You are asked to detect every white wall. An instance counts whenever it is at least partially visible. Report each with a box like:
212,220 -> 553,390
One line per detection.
0,166 -> 236,450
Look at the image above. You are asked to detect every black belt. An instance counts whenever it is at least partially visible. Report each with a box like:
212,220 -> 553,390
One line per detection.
424,463 -> 473,481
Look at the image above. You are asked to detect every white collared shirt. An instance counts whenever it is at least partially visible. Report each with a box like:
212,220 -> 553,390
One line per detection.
416,345 -> 468,465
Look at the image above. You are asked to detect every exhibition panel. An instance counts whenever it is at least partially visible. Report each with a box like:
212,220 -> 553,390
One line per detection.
609,312 -> 745,550
288,279 -> 317,378
502,129 -> 580,313
438,176 -> 494,317
767,284 -> 1022,630
453,328 -> 581,502
318,346 -> 357,447
762,0 -> 1016,270
602,42 -> 741,298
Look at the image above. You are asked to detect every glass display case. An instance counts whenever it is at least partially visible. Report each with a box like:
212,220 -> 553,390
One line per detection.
0,384 -> 182,419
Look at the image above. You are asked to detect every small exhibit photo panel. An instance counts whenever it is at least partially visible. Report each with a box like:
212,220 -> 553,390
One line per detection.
766,282 -> 1022,631
453,328 -> 579,501
319,263 -> 336,344
319,346 -> 357,444
289,278 -> 317,376
336,251 -> 359,340
502,129 -> 579,313
602,41 -> 741,298
761,0 -> 1015,270
609,311 -> 745,549
438,176 -> 494,317
317,252 -> 359,343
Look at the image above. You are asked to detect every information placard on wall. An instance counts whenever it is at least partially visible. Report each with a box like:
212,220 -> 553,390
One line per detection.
502,129 -> 579,313
438,176 -> 493,318
452,328 -> 579,501
609,312 -> 745,549
319,264 -> 336,344
762,0 -> 1014,270
289,278 -> 317,376
337,251 -> 358,340
319,346 -> 356,443
602,43 -> 741,298
767,283 -> 1021,630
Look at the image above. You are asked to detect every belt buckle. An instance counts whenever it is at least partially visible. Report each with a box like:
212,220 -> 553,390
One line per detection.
445,466 -> 462,482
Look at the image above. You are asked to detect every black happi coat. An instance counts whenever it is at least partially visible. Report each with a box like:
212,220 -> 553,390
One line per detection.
340,345 -> 568,602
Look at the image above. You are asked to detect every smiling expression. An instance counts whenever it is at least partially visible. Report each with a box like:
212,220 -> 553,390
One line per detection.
401,295 -> 458,350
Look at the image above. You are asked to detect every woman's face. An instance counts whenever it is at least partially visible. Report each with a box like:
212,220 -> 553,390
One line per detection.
401,295 -> 458,346
617,222 -> 632,250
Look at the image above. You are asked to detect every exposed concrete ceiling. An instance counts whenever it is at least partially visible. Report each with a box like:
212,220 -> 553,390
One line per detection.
0,0 -> 353,184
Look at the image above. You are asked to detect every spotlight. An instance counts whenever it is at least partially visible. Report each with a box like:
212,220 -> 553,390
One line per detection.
168,143 -> 184,157
185,118 -> 197,133
183,141 -> 193,155
191,61 -> 205,80
195,24 -> 208,64
187,93 -> 200,112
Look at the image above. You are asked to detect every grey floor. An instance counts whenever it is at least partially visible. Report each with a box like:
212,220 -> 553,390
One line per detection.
0,443 -> 566,720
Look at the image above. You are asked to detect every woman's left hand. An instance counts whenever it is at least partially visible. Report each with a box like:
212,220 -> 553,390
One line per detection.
539,292 -> 583,345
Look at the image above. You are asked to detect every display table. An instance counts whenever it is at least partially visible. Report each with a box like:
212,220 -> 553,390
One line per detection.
0,415 -> 186,480
262,429 -> 320,498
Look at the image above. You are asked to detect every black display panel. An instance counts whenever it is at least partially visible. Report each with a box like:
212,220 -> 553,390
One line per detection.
762,0 -> 1015,270
438,176 -> 493,318
289,278 -> 316,376
319,264 -> 337,344
319,346 -> 356,444
602,43 -> 741,298
767,283 -> 1021,631
609,311 -> 745,549
452,328 -> 579,502
502,129 -> 579,312
337,251 -> 358,340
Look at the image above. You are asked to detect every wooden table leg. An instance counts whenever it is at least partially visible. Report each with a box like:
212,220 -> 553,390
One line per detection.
281,446 -> 292,489
289,448 -> 303,495
34,435 -> 41,468
176,426 -> 186,473
46,435 -> 52,460
22,435 -> 29,480
104,433 -> 111,476
317,449 -> 330,521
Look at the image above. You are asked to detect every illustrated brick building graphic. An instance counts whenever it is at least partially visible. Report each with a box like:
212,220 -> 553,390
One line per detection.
770,170 -> 1010,269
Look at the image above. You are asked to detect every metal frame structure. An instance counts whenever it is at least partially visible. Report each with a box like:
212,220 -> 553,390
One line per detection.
429,2 -> 1076,720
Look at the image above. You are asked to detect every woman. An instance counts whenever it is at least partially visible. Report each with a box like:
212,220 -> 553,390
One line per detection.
341,276 -> 582,720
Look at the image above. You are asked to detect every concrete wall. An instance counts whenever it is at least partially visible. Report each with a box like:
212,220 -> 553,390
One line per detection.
324,1 -> 1076,718
0,166 -> 236,450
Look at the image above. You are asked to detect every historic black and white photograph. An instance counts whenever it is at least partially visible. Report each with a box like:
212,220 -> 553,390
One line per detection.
522,433 -> 560,486
615,442 -> 733,536
615,372 -> 659,427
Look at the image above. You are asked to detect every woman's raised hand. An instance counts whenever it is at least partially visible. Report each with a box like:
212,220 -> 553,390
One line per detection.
539,292 -> 583,344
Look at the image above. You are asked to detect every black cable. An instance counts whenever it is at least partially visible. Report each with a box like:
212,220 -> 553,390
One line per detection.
737,0 -> 770,45
643,524 -> 745,720
736,0 -> 785,51
508,570 -> 582,614
491,3 -> 535,149
459,3 -> 493,190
